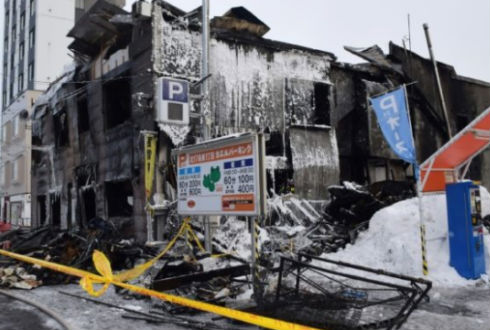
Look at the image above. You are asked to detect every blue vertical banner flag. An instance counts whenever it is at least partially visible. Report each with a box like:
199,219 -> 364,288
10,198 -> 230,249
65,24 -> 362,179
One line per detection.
369,86 -> 417,165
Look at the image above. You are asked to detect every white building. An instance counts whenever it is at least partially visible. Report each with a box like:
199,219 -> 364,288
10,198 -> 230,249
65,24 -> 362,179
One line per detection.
1,0 -> 76,226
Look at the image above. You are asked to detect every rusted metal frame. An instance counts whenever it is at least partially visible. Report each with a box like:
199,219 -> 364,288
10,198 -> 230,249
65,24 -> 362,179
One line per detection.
298,253 -> 432,287
281,256 -> 417,292
295,254 -> 432,329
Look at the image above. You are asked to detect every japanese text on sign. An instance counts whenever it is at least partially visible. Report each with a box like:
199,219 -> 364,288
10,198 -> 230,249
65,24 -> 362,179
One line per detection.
176,135 -> 264,216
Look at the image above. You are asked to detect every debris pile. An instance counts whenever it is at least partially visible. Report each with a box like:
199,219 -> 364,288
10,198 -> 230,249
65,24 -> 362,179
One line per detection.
151,257 -> 250,314
0,219 -> 157,288
0,265 -> 42,289
262,180 -> 415,259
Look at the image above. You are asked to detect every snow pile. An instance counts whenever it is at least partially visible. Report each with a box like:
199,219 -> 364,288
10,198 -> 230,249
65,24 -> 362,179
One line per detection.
325,188 -> 490,287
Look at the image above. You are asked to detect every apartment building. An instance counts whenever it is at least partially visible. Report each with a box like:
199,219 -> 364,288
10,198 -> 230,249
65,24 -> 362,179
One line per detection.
1,0 -> 76,226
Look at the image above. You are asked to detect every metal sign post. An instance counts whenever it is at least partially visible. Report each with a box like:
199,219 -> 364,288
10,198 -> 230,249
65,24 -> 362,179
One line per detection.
175,133 -> 267,300
142,131 -> 158,243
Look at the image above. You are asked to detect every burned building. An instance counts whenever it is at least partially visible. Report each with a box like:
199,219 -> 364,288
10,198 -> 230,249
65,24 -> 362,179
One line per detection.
30,0 -> 490,241
331,44 -> 490,185
30,0 -> 339,240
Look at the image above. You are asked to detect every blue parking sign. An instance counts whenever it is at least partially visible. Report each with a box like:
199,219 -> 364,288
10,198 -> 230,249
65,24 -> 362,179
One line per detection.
162,78 -> 188,103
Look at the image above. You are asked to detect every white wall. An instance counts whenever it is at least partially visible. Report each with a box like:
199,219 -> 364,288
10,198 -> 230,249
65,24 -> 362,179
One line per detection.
34,0 -> 75,91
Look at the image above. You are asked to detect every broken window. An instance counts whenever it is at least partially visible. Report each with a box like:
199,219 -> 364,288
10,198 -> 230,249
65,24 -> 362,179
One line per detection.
285,79 -> 331,126
54,110 -> 69,148
105,180 -> 133,217
75,164 -> 97,224
103,74 -> 131,129
77,92 -> 89,133
266,131 -> 285,156
313,82 -> 330,125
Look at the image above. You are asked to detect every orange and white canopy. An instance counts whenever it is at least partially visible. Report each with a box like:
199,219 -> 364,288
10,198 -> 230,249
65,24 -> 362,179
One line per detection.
420,106 -> 490,193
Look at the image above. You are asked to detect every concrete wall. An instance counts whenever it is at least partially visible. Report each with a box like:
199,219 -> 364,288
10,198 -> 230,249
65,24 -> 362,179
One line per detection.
34,0 -> 75,91
0,90 -> 40,225
153,4 -> 339,199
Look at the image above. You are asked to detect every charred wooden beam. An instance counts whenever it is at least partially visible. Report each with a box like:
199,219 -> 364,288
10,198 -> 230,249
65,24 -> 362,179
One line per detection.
151,265 -> 250,292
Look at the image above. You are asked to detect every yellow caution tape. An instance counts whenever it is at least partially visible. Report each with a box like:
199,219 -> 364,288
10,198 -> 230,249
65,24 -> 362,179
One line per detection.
112,217 -> 190,283
0,248 -> 324,330
111,216 -> 226,283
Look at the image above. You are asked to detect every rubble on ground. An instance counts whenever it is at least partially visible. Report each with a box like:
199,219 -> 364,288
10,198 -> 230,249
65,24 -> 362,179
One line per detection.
0,180 -> 414,295
259,180 -> 415,262
0,218 -> 157,288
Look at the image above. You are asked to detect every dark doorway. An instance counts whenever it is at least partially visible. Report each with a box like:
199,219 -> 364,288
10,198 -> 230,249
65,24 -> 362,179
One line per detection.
37,195 -> 47,226
105,180 -> 133,217
67,183 -> 73,229
82,189 -> 96,222
50,194 -> 60,227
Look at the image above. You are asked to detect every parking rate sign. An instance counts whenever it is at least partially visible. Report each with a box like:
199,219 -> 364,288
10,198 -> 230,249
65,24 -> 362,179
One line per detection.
176,135 -> 263,216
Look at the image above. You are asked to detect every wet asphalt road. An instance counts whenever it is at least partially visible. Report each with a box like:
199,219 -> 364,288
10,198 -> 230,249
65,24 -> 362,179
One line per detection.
0,294 -> 64,330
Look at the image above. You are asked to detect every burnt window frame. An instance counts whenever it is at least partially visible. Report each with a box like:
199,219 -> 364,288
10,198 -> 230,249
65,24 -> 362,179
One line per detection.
53,108 -> 70,148
313,81 -> 331,126
76,88 -> 89,134
285,78 -> 331,127
102,71 -> 131,130
105,180 -> 133,218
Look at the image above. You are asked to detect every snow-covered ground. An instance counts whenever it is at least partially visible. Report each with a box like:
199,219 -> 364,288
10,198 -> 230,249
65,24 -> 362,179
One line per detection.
324,187 -> 490,287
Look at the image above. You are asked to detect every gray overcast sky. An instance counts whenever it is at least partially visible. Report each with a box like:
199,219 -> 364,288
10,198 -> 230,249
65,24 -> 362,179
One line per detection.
128,0 -> 490,82
1,1 -> 489,82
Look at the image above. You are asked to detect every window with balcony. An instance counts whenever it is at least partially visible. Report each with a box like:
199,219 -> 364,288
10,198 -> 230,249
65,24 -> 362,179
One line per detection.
28,62 -> 34,82
4,162 -> 10,187
13,115 -> 19,136
9,82 -> 14,100
20,12 -> 25,30
12,158 -> 19,182
18,74 -> 24,92
29,29 -> 35,49
19,41 -> 24,61
2,122 -> 8,143
30,0 -> 35,16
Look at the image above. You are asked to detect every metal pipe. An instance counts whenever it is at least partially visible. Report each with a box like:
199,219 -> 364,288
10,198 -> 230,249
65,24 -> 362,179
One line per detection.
423,23 -> 452,138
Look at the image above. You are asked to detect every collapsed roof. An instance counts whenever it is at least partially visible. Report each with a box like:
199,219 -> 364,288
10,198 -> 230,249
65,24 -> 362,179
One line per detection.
67,0 -> 131,57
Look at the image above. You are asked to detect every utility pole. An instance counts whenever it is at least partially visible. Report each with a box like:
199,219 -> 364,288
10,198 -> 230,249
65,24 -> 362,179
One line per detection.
201,0 -> 210,140
201,0 -> 212,253
423,23 -> 452,139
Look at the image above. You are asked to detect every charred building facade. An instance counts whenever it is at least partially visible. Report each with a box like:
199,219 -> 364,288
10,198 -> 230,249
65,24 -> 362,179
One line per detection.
30,1 -> 340,240
30,0 -> 490,240
332,44 -> 490,185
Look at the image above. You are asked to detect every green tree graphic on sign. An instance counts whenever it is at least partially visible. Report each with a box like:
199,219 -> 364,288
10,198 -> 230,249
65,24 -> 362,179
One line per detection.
203,166 -> 221,192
